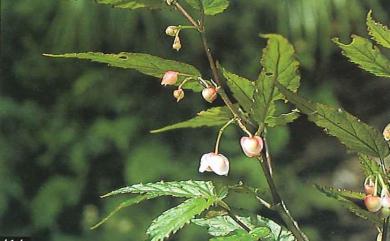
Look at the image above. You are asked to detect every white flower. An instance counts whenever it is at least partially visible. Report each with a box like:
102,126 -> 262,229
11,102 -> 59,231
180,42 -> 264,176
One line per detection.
201,87 -> 218,103
199,152 -> 229,176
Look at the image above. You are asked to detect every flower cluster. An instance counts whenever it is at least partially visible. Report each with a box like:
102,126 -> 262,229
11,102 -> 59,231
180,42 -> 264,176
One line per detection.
363,176 -> 390,218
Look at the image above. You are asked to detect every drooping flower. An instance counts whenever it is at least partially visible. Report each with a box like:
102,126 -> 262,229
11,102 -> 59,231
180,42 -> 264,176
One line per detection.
383,123 -> 390,141
381,189 -> 390,208
364,177 -> 375,195
201,87 -> 218,103
165,26 -> 179,37
240,136 -> 263,157
172,35 -> 182,51
364,194 -> 381,212
161,71 -> 178,86
173,89 -> 184,102
199,152 -> 229,176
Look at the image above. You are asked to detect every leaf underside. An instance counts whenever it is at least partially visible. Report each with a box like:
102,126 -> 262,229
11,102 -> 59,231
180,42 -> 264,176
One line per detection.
184,0 -> 230,15
96,0 -> 165,10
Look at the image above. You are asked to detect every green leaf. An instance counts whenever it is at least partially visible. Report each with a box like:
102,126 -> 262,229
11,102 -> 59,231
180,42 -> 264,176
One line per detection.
185,0 -> 230,15
359,154 -> 383,177
102,180 -> 225,199
367,10 -> 390,48
209,229 -> 257,241
265,110 -> 300,127
253,34 -> 300,125
91,194 -> 157,229
193,215 -> 294,240
151,106 -> 233,133
221,67 -> 254,113
95,0 -> 165,10
276,82 -> 390,159
44,52 -> 203,91
147,197 -> 214,241
333,35 -> 390,78
315,185 -> 381,225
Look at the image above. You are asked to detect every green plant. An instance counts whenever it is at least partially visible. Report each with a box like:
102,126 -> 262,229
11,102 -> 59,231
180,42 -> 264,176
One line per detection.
45,2 -> 390,241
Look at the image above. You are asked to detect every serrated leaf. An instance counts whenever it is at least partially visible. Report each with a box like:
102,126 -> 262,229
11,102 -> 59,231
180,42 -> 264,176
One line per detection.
276,82 -> 390,159
147,197 -> 214,241
359,154 -> 383,177
96,0 -> 165,10
44,52 -> 203,91
265,110 -> 300,127
185,0 -> 229,15
367,10 -> 390,48
315,185 -> 381,225
102,180 -> 224,199
209,229 -> 257,241
253,34 -> 300,126
193,215 -> 294,240
221,67 -> 254,113
151,106 -> 233,133
333,35 -> 390,78
91,194 -> 157,229
315,185 -> 364,200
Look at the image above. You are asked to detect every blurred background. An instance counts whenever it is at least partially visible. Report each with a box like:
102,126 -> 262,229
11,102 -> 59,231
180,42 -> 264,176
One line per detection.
1,0 -> 390,240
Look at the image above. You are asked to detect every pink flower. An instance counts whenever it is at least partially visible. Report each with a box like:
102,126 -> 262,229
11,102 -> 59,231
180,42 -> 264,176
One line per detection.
240,136 -> 263,157
161,71 -> 178,86
202,87 -> 218,103
381,189 -> 390,208
199,152 -> 229,176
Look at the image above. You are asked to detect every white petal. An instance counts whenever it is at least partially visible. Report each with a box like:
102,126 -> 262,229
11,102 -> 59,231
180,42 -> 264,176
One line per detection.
199,153 -> 212,172
209,154 -> 229,176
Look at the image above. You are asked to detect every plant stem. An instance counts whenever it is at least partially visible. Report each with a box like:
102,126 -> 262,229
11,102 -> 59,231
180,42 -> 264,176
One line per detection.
380,157 -> 388,241
214,119 -> 235,153
173,3 -> 308,240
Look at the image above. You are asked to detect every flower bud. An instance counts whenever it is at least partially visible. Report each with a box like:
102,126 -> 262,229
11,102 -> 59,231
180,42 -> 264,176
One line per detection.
173,89 -> 184,102
240,136 -> 263,157
381,189 -> 390,208
383,123 -> 390,141
382,207 -> 390,218
202,87 -> 218,103
199,152 -> 229,176
165,26 -> 179,37
364,177 -> 375,195
172,35 -> 181,51
161,71 -> 178,86
364,194 -> 382,212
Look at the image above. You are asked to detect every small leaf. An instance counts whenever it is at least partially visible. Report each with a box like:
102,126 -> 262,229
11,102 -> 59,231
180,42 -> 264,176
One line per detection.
221,67 -> 254,113
147,197 -> 214,241
265,110 -> 300,127
253,34 -> 300,126
316,185 -> 381,225
367,10 -> 390,48
44,52 -> 202,91
193,215 -> 294,240
151,106 -> 233,133
333,35 -> 390,78
96,0 -> 165,10
185,0 -> 230,15
209,229 -> 257,241
276,82 -> 390,159
91,194 -> 157,229
102,180 -> 223,199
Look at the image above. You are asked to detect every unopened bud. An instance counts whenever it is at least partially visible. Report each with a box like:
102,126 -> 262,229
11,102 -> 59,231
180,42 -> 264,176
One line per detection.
173,89 -> 184,102
240,136 -> 263,157
381,189 -> 390,208
199,152 -> 229,176
161,71 -> 178,86
172,35 -> 181,51
165,26 -> 179,37
364,194 -> 381,212
202,87 -> 218,103
383,123 -> 390,141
